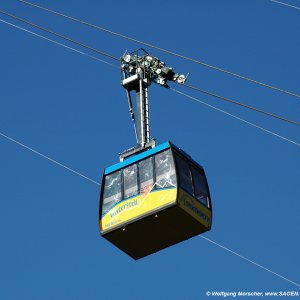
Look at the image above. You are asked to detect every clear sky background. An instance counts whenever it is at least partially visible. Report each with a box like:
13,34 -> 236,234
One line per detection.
0,1 -> 299,299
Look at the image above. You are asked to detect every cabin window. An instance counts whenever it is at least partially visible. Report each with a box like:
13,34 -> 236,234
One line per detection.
155,149 -> 176,189
102,171 -> 122,215
175,155 -> 194,196
123,164 -> 138,199
191,167 -> 210,208
139,157 -> 154,194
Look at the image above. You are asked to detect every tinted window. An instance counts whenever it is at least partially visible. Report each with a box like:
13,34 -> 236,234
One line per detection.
175,155 -> 194,196
191,167 -> 210,207
139,157 -> 154,194
155,149 -> 176,189
102,171 -> 122,215
123,164 -> 138,199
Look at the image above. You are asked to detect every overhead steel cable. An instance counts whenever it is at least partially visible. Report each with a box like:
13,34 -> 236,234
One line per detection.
200,236 -> 300,288
3,9 -> 299,128
271,0 -> 300,11
183,83 -> 300,126
16,0 -> 300,100
0,129 -> 299,287
170,88 -> 300,148
1,15 -> 299,148
0,18 -> 118,68
0,131 -> 100,186
0,9 -> 119,62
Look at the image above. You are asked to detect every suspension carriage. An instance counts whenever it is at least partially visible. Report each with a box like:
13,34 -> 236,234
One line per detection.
99,49 -> 212,259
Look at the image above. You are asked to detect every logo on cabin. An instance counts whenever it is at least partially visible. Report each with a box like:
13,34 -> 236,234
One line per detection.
110,199 -> 138,218
180,194 -> 211,225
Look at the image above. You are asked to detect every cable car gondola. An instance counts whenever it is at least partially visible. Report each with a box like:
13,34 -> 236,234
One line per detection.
99,49 -> 212,259
99,141 -> 212,259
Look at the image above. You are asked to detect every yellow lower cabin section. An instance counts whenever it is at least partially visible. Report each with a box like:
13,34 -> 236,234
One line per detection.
100,187 -> 212,259
100,188 -> 177,232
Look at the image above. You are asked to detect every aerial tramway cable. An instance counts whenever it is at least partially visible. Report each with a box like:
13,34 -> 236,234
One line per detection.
16,0 -> 300,100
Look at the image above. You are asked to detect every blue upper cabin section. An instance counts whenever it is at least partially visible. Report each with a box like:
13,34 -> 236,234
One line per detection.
104,141 -> 204,175
104,141 -> 170,175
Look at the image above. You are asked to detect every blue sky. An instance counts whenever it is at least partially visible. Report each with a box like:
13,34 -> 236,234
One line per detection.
0,1 -> 299,299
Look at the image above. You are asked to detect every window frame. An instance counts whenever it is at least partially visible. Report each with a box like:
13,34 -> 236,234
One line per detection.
123,163 -> 139,200
138,156 -> 155,194
174,153 -> 194,196
173,149 -> 211,209
153,148 -> 177,190
101,169 -> 123,216
190,165 -> 210,209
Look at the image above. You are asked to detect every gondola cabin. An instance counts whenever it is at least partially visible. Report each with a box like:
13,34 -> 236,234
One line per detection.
99,141 -> 212,259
